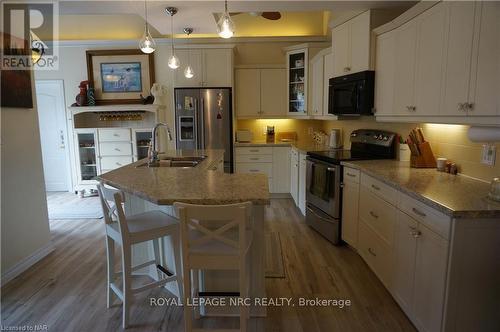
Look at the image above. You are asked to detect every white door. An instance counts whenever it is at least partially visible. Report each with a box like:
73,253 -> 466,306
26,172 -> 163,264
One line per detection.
375,30 -> 396,116
260,68 -> 286,117
203,49 -> 232,87
341,177 -> 360,249
290,149 -> 299,206
35,80 -> 71,191
323,52 -> 334,116
310,55 -> 324,116
332,23 -> 350,77
414,3 -> 447,116
235,69 -> 261,118
350,11 -> 371,74
298,153 -> 307,215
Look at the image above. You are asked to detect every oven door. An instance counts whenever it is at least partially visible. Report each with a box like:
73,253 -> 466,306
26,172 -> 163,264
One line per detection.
329,81 -> 359,116
305,158 -> 341,218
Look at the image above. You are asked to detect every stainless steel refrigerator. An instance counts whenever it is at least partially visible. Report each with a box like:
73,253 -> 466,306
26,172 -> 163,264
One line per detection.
174,88 -> 233,173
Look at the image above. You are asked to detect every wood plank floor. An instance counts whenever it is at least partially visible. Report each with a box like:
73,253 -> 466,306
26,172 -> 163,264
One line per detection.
1,198 -> 415,331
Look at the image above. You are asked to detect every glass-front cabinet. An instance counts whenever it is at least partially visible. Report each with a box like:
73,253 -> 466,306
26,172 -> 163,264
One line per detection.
287,48 -> 308,116
75,129 -> 99,183
132,129 -> 152,161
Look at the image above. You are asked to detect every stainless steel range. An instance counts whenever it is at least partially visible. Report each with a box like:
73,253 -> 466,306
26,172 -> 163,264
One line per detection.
305,129 -> 396,245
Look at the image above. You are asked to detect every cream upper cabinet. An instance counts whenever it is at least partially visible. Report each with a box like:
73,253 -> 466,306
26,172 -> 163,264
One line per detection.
414,3 -> 447,116
310,54 -> 324,116
175,49 -> 203,87
393,20 -> 418,115
235,69 -> 260,118
174,48 -> 232,88
332,11 -> 371,77
260,68 -> 286,117
441,1 -> 475,116
374,30 -> 396,116
235,68 -> 286,118
323,51 -> 334,116
203,49 -> 232,87
469,1 -> 500,117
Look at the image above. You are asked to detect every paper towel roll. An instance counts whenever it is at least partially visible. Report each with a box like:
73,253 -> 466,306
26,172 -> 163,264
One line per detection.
467,126 -> 500,142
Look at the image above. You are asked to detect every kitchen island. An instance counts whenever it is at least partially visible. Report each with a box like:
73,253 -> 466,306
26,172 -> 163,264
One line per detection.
99,149 -> 270,316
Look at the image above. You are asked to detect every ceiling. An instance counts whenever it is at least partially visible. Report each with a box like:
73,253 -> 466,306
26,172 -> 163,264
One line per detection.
45,1 -> 416,40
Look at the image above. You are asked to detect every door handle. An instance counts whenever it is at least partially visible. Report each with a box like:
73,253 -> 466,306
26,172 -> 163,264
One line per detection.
369,211 -> 379,219
327,167 -> 336,172
59,130 -> 65,149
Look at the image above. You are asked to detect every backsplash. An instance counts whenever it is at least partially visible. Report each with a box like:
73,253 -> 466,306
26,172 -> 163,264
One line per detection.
236,118 -> 500,182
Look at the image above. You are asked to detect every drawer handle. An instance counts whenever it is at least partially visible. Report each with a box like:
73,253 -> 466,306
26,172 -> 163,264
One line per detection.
250,157 -> 260,160
369,211 -> 379,219
113,133 -> 120,137
412,207 -> 426,218
371,184 -> 380,191
114,148 -> 121,151
368,247 -> 377,257
346,173 -> 356,178
116,162 -> 122,166
249,149 -> 259,152
249,169 -> 259,172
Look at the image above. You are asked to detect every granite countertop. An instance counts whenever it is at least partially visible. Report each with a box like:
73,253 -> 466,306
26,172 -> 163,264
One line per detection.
99,149 -> 270,206
341,160 -> 500,218
234,141 -> 329,153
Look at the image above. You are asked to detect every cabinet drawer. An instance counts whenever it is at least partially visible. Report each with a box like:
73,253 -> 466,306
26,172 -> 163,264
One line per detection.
235,147 -> 273,155
343,167 -> 360,183
361,173 -> 399,206
99,142 -> 132,156
100,156 -> 133,170
358,220 -> 393,288
235,154 -> 273,163
359,187 -> 397,247
235,162 -> 273,177
98,129 -> 131,142
399,193 -> 451,240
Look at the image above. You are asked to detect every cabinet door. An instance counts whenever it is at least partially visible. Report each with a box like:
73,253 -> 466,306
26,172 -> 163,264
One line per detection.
290,150 -> 299,206
414,3 -> 447,116
393,20 -> 418,115
350,11 -> 371,74
413,223 -> 449,332
375,30 -> 396,116
310,55 -> 324,116
203,49 -> 232,87
298,153 -> 307,215
441,1 -> 475,116
174,49 -> 203,87
393,211 -> 418,316
341,178 -> 360,248
235,69 -> 261,118
332,23 -> 350,77
272,147 -> 290,193
323,52 -> 334,116
469,1 -> 500,116
261,68 -> 286,117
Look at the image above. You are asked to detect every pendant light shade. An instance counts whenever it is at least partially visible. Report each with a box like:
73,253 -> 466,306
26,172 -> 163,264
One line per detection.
166,7 -> 179,69
184,65 -> 194,78
217,1 -> 234,39
139,0 -> 156,53
183,27 -> 194,79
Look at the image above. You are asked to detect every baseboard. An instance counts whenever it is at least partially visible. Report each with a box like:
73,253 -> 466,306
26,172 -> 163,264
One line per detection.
1,242 -> 55,287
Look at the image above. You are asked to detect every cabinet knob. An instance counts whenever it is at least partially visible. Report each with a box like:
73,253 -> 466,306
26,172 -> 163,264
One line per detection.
458,103 -> 464,111
369,211 -> 379,219
466,102 -> 474,111
410,230 -> 422,238
412,207 -> 426,218
368,247 -> 377,257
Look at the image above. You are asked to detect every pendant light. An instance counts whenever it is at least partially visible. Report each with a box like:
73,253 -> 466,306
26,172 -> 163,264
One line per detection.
183,28 -> 194,79
217,0 -> 235,39
166,7 -> 180,69
139,0 -> 156,53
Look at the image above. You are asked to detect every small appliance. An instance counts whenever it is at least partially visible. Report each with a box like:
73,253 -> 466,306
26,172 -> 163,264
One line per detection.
236,130 -> 253,143
328,70 -> 375,116
329,129 -> 342,149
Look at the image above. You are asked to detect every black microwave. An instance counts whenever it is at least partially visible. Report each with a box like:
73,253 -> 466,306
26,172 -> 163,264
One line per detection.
328,70 -> 375,116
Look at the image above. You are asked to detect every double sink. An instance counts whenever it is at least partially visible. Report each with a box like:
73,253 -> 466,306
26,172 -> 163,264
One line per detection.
136,155 -> 207,168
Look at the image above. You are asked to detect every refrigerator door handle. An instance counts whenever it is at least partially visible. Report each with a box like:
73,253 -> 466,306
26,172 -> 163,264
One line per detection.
200,97 -> 205,150
194,98 -> 200,149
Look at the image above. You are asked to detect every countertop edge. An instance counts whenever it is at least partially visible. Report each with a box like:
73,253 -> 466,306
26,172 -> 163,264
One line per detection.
341,161 -> 500,219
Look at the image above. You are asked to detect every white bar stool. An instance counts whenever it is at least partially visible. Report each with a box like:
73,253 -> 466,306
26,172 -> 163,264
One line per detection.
97,183 -> 183,329
174,201 -> 253,332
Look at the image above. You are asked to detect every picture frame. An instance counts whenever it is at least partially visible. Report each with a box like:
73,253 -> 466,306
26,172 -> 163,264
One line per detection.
86,49 -> 155,105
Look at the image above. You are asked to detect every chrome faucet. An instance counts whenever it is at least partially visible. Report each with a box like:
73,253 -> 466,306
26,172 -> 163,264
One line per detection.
149,122 -> 173,166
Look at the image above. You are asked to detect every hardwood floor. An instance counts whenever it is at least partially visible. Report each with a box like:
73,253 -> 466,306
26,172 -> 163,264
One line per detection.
1,198 -> 415,331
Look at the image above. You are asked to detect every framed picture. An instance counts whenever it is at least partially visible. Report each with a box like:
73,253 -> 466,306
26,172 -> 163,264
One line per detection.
86,49 -> 155,105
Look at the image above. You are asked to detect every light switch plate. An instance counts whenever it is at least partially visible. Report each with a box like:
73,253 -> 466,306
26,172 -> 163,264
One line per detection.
481,144 -> 496,166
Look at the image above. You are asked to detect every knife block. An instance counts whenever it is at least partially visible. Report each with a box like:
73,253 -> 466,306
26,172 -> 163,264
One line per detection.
410,142 -> 437,168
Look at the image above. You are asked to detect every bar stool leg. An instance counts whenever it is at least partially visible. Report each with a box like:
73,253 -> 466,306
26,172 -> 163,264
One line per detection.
122,245 -> 132,329
105,236 -> 115,308
183,264 -> 193,332
239,258 -> 248,332
152,239 -> 162,281
172,232 -> 184,300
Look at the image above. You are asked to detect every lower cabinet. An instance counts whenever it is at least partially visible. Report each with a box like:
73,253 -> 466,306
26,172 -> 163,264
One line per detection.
290,148 -> 299,205
298,152 -> 307,215
341,167 -> 360,249
235,146 -> 290,194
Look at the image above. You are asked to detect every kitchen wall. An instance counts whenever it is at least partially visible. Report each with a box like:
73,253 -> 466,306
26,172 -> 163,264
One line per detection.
237,118 -> 324,143
1,72 -> 53,285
